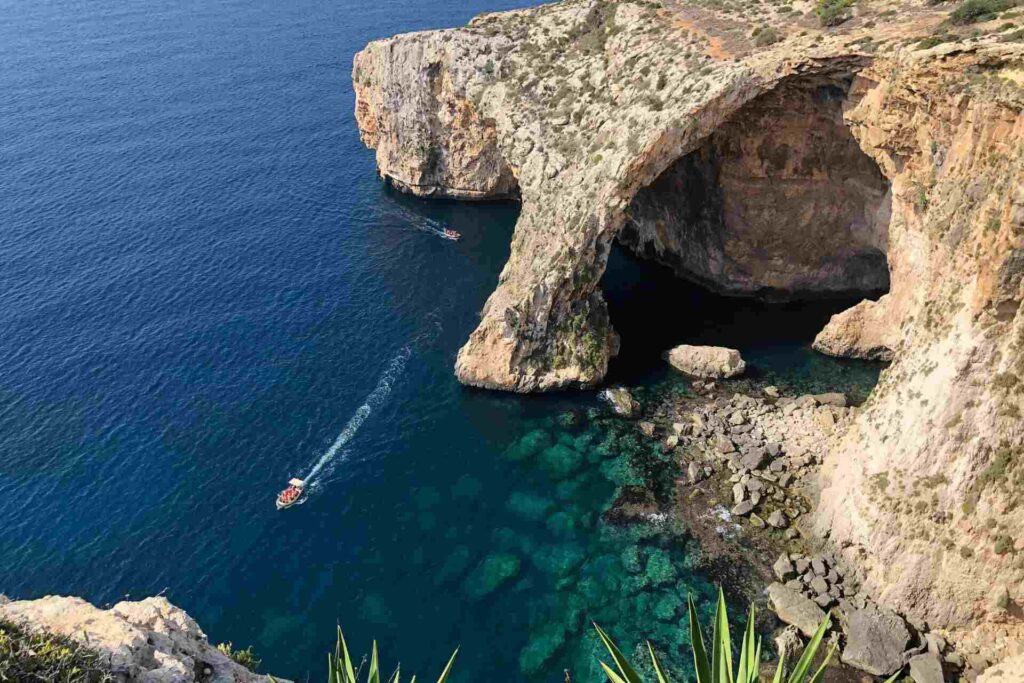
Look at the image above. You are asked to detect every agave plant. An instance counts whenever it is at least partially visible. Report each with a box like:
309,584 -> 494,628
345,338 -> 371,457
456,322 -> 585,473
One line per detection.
270,626 -> 457,683
595,588 -> 840,683
326,626 -> 458,683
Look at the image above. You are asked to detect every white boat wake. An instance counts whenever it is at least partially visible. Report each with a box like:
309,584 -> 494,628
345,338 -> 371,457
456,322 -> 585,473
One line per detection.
386,205 -> 458,241
301,345 -> 412,486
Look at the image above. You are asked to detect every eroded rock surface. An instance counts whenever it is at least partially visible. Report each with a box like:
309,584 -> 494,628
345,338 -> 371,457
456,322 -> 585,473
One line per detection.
0,595 -> 281,683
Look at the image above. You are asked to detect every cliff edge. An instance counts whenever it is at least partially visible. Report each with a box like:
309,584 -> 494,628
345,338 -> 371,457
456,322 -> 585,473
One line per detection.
0,594 -> 283,683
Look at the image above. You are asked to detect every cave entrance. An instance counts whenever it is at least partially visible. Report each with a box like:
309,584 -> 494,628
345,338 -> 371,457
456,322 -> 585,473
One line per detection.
601,76 -> 891,395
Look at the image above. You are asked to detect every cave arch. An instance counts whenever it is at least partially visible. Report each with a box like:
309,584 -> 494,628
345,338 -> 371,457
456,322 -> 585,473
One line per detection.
615,73 -> 892,303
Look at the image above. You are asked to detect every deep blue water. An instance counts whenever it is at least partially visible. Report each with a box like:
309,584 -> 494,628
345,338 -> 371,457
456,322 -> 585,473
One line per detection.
0,1 -> 884,680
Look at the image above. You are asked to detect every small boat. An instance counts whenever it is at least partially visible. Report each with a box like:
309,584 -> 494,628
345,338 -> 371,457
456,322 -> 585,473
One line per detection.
442,229 -> 461,241
276,478 -> 306,510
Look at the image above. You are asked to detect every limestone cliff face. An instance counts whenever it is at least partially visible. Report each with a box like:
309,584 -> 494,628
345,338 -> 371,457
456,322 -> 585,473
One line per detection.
812,48 -> 1024,658
353,29 -> 518,199
353,0 -> 1024,658
0,595 -> 283,683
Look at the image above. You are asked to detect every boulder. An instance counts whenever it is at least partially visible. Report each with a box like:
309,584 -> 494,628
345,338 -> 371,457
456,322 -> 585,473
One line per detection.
666,345 -> 746,379
715,434 -> 737,454
812,392 -> 847,407
732,483 -> 746,505
740,449 -> 768,470
767,510 -> 788,529
600,387 -> 639,417
841,605 -> 912,676
767,582 -> 827,638
909,652 -> 945,683
773,553 -> 796,581
774,625 -> 803,660
732,500 -> 754,516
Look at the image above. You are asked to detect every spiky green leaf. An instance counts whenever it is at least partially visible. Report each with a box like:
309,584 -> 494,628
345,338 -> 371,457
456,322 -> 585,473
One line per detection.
647,641 -> 671,683
786,612 -> 831,683
593,623 -> 644,683
688,595 -> 712,683
435,648 -> 458,683
368,641 -> 380,683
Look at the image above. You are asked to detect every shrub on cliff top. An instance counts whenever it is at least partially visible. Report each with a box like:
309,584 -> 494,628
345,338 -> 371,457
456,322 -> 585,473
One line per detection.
0,619 -> 113,682
217,642 -> 261,672
950,0 -> 1017,24
816,0 -> 855,26
753,26 -> 781,46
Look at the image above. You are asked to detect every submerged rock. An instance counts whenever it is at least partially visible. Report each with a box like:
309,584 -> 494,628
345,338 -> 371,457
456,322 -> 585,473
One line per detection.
507,491 -> 555,522
603,485 -> 659,525
505,429 -> 552,462
538,443 -> 584,478
666,345 -> 746,379
463,553 -> 522,599
600,387 -> 639,417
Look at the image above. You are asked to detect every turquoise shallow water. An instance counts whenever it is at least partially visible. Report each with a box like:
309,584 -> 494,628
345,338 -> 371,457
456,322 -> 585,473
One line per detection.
0,0 -> 884,680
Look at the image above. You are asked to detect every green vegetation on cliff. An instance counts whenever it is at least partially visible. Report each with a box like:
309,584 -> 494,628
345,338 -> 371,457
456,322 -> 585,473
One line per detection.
0,619 -> 113,683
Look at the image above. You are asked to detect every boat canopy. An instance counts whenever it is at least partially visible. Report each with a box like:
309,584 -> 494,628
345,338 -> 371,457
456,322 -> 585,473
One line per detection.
288,478 -> 305,487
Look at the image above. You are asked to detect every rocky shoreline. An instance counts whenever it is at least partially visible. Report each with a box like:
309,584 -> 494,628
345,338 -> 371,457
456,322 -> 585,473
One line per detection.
604,373 -> 1007,683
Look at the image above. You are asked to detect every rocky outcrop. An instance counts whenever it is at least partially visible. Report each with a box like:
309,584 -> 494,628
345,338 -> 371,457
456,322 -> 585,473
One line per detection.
665,344 -> 746,378
354,0 -> 1024,661
812,297 -> 898,360
0,595 -> 281,683
353,29 -> 518,199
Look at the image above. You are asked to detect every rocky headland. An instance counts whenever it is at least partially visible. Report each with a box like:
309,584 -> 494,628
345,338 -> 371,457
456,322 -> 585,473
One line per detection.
354,0 -> 1023,675
0,594 -> 282,683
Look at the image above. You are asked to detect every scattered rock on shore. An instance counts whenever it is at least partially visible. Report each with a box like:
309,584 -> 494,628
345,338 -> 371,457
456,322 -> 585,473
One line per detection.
841,605 -> 913,676
909,652 -> 945,683
665,345 -> 746,379
767,582 -> 827,638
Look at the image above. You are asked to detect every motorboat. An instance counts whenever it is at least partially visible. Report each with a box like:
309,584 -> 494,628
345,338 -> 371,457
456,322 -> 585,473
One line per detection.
276,478 -> 306,510
442,229 -> 461,241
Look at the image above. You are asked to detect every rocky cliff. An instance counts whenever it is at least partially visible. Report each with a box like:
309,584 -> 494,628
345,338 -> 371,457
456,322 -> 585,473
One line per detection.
0,594 -> 282,683
353,0 -> 1023,665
